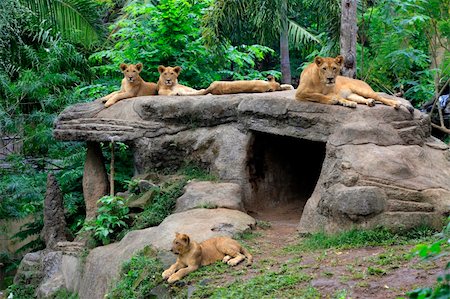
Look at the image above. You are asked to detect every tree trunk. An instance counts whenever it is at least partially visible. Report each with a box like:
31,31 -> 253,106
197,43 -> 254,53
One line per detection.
280,0 -> 291,84
340,0 -> 357,78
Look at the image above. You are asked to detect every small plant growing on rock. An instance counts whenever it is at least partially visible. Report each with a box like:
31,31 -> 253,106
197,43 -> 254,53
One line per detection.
79,195 -> 129,245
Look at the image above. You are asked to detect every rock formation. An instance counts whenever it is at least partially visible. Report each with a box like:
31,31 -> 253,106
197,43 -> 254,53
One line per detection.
54,91 -> 450,233
41,173 -> 67,249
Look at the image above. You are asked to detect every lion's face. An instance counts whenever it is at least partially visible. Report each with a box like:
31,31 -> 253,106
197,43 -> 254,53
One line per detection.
267,75 -> 281,91
171,232 -> 190,255
120,63 -> 142,83
158,65 -> 181,87
314,56 -> 343,86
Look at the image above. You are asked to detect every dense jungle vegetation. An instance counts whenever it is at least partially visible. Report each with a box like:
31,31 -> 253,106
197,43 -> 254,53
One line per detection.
0,0 -> 449,295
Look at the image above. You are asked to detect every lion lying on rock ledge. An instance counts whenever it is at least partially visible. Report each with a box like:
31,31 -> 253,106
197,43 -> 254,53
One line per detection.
295,55 -> 414,113
179,75 -> 294,95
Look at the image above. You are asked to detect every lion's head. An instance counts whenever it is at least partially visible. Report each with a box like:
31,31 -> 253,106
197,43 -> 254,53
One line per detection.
171,232 -> 190,255
158,65 -> 181,87
120,63 -> 143,83
266,75 -> 282,91
314,55 -> 344,86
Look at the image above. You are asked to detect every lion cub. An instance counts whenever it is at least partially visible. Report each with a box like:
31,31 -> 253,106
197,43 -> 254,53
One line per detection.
157,65 -> 205,96
101,63 -> 157,108
295,55 -> 406,110
197,75 -> 294,95
162,232 -> 253,283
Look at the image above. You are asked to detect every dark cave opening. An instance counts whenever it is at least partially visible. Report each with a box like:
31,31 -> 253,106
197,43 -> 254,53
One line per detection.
246,131 -> 326,221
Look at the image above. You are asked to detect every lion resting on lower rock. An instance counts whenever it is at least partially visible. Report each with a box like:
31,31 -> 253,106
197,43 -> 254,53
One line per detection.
162,233 -> 253,283
295,55 -> 413,113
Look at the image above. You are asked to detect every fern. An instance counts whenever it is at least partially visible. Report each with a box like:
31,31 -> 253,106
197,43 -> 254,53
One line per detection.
21,0 -> 103,47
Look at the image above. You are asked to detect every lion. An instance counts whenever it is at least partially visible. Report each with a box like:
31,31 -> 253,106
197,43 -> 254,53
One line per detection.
295,55 -> 409,110
101,63 -> 157,108
157,65 -> 205,96
162,232 -> 253,283
188,75 -> 294,95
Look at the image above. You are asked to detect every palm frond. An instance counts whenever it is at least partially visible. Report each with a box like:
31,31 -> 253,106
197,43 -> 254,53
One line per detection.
21,0 -> 102,47
288,19 -> 321,48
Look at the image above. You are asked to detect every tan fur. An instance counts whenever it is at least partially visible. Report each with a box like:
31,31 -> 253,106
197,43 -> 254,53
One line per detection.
195,75 -> 294,95
157,65 -> 205,96
101,63 -> 157,108
162,233 -> 253,283
295,55 -> 402,109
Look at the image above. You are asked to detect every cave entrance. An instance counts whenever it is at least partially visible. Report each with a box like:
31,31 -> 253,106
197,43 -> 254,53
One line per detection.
246,132 -> 326,223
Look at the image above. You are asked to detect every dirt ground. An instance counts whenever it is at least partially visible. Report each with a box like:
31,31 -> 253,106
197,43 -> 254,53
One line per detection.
241,204 -> 444,299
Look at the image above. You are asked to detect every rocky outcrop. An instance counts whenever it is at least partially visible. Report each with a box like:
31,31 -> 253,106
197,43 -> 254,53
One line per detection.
83,142 -> 109,220
41,173 -> 67,249
175,181 -> 244,212
54,90 -> 450,233
14,242 -> 84,298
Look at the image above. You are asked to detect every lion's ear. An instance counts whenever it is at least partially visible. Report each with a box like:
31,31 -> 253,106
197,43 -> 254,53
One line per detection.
120,63 -> 128,72
335,55 -> 344,66
173,66 -> 182,74
136,63 -> 143,72
182,235 -> 190,244
175,232 -> 180,237
267,75 -> 275,81
158,65 -> 165,74
314,56 -> 323,67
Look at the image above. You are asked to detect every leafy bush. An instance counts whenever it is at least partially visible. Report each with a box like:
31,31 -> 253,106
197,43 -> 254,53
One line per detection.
358,0 -> 450,106
89,0 -> 280,90
106,246 -> 164,299
130,178 -> 186,231
80,195 -> 129,245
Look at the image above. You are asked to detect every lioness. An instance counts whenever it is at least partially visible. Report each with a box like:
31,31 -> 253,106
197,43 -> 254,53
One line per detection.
295,55 -> 405,110
157,65 -> 205,96
162,232 -> 253,283
193,75 -> 294,95
101,63 -> 157,108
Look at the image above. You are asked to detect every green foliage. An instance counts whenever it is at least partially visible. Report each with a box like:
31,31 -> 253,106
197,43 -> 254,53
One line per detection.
89,0 -> 279,89
80,195 -> 129,245
284,226 -> 436,252
21,0 -> 104,47
6,283 -> 36,299
406,217 -> 450,299
106,246 -> 164,299
130,177 -> 186,230
358,0 -> 450,106
48,288 -> 79,299
190,263 -> 313,299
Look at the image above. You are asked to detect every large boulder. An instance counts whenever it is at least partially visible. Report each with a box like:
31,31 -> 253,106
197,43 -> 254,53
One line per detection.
54,91 -> 450,233
175,181 -> 244,212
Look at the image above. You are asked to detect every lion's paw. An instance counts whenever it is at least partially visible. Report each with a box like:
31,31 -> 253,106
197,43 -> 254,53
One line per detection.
167,275 -> 180,284
227,259 -> 239,266
329,97 -> 339,105
222,255 -> 232,263
342,101 -> 357,108
162,269 -> 173,280
367,99 -> 375,107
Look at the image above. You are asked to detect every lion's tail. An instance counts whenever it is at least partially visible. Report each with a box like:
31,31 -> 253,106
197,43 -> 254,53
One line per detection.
241,246 -> 253,265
